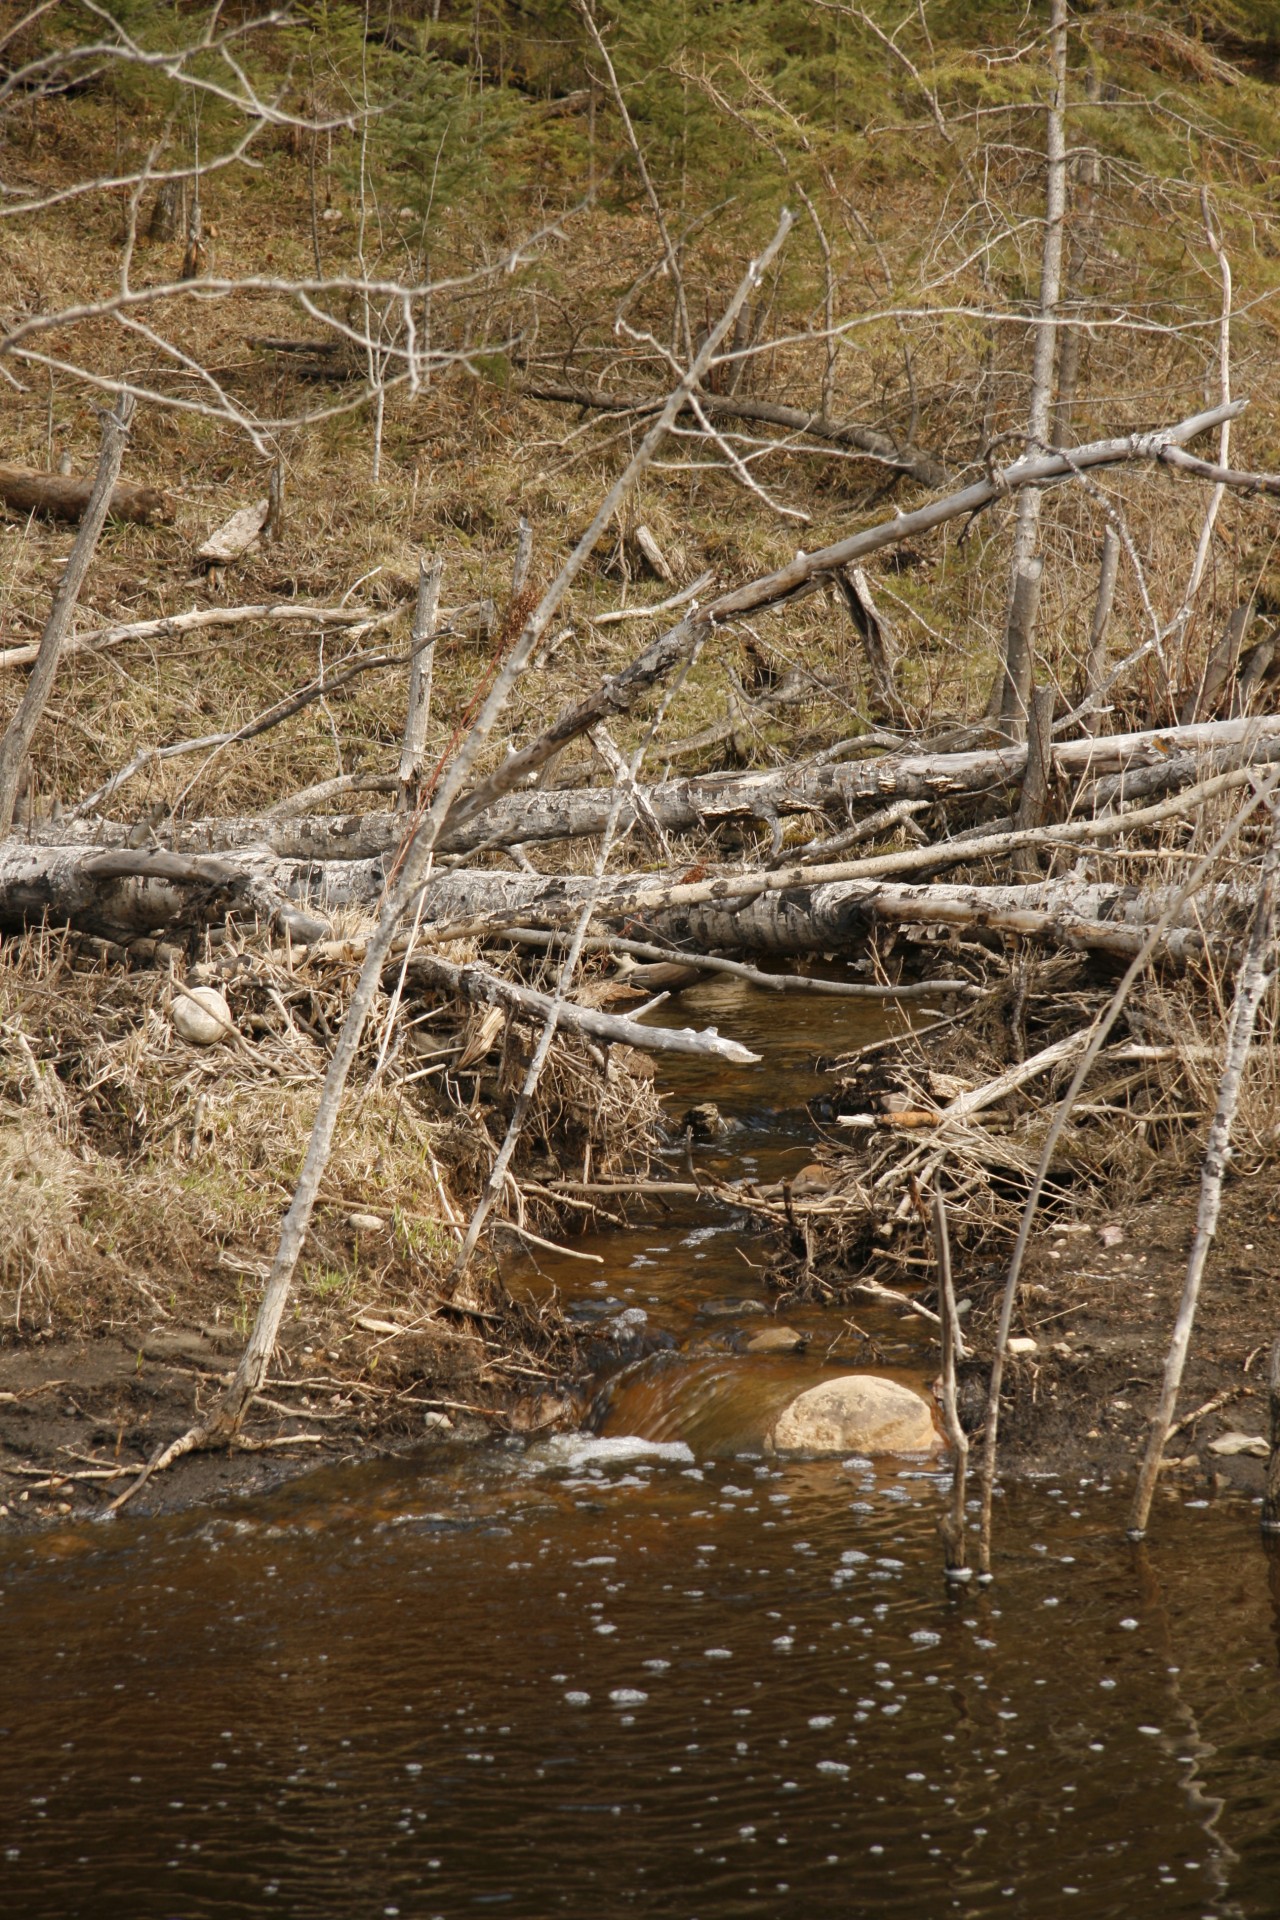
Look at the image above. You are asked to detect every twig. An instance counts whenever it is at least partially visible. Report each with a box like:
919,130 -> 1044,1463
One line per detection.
499,927 -> 973,1001
499,1222 -> 605,1264
0,601 -> 403,675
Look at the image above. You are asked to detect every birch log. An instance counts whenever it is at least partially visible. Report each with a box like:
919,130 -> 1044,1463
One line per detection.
2,837 -> 1245,965
35,713 -> 1280,865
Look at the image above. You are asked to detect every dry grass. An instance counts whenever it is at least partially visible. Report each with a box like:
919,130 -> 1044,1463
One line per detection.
4,44 -> 1280,1400
0,921 -> 662,1361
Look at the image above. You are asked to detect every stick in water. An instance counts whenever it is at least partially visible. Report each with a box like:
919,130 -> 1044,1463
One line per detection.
1129,799 -> 1280,1539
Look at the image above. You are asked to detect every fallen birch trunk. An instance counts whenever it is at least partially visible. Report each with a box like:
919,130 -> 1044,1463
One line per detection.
0,842 -> 330,944
435,403 -> 1244,840
0,837 -> 1241,965
34,713 -> 1280,864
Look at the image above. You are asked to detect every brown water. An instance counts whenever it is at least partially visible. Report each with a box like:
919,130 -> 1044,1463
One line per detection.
4,976 -> 1280,1919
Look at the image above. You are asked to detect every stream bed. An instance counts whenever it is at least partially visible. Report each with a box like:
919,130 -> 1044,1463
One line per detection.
3,978 -> 1280,1918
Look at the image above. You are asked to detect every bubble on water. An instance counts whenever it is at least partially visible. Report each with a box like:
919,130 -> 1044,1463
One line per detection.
876,1558 -> 905,1570
842,1456 -> 874,1472
595,1624 -> 617,1636
773,1635 -> 794,1650
809,1715 -> 835,1729
609,1690 -> 649,1707
910,1630 -> 940,1648
841,1549 -> 870,1566
705,1648 -> 733,1660
564,1691 -> 591,1706
1099,1678 -> 1117,1690
643,1659 -> 670,1672
817,1760 -> 849,1775
1138,1725 -> 1162,1736
1119,1617 -> 1139,1631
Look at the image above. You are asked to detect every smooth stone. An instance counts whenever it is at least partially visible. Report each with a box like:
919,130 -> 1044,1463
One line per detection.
746,1325 -> 806,1354
772,1375 -> 937,1455
173,984 -> 234,1046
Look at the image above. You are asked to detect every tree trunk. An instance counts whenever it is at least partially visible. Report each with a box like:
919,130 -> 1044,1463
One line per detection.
992,0 -> 1068,725
1080,527 -> 1121,732
0,398 -> 135,835
1264,1334 -> 1280,1534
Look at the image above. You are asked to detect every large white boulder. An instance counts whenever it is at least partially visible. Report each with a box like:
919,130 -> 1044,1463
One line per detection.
772,1375 -> 937,1455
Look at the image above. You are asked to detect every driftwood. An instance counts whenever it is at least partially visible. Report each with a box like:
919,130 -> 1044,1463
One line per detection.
0,461 -> 173,524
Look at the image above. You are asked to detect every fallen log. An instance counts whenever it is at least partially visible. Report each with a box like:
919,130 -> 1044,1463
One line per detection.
33,713 -> 1280,863
0,842 -> 329,944
0,834 -> 1242,966
435,402 -> 1245,840
394,952 -> 761,1064
403,869 -> 1229,964
517,371 -> 948,488
0,462 -> 174,525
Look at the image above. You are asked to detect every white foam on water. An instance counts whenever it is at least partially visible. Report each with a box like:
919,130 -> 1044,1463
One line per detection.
533,1434 -> 694,1471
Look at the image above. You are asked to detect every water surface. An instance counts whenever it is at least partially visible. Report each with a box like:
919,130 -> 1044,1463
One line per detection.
4,976 -> 1279,1919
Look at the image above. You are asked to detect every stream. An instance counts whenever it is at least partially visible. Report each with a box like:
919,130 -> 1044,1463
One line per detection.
3,978 -> 1280,1918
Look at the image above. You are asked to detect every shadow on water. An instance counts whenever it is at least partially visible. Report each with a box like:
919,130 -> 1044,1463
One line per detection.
3,977 -> 1280,1918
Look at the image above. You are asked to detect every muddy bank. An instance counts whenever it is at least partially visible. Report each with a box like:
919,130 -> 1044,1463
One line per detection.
0,1301 -> 585,1530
